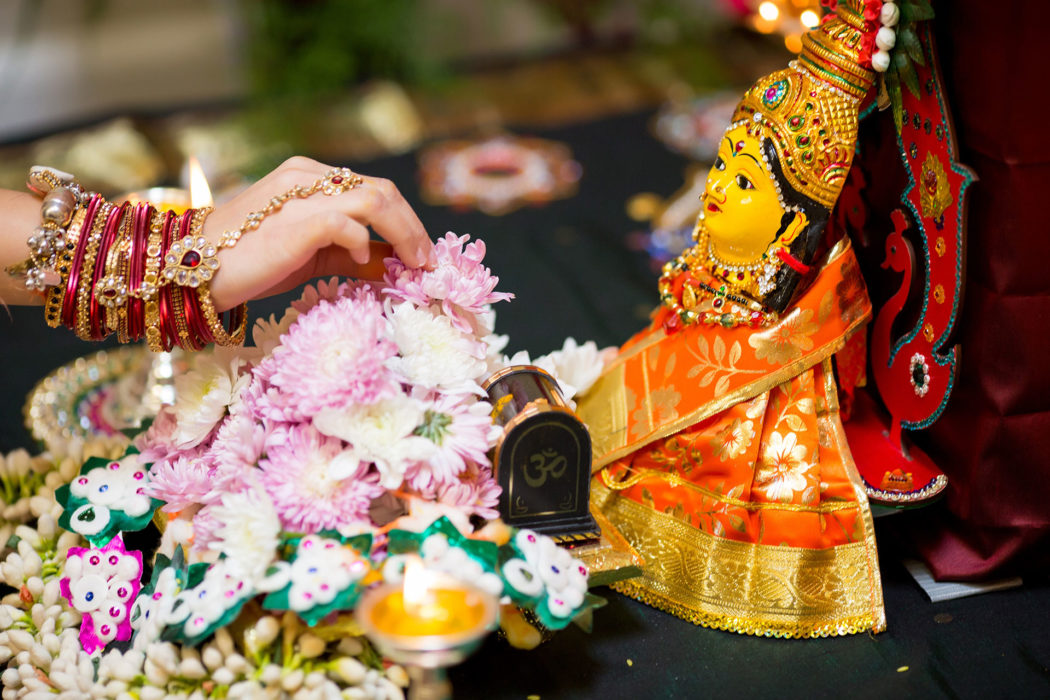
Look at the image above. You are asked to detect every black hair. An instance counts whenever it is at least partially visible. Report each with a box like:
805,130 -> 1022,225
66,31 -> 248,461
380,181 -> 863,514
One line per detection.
760,138 -> 831,313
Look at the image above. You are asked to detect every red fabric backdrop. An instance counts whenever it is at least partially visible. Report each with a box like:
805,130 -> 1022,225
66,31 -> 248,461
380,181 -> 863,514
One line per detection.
853,2 -> 1050,579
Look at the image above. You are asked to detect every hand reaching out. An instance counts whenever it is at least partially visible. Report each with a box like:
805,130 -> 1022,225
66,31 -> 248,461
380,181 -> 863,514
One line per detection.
202,157 -> 434,312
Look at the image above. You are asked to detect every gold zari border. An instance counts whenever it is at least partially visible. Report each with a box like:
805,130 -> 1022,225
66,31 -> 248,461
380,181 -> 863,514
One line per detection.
593,479 -> 886,639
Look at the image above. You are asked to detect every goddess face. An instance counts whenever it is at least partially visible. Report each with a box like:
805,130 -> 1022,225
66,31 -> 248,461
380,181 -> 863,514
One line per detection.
702,124 -> 805,266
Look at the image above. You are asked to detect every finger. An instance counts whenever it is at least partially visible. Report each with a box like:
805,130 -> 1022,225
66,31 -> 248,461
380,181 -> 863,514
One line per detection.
210,211 -> 371,309
341,177 -> 432,268
313,241 -> 394,280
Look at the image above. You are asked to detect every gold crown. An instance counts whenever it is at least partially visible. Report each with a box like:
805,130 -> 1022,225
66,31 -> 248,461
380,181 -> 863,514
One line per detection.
730,1 -> 875,209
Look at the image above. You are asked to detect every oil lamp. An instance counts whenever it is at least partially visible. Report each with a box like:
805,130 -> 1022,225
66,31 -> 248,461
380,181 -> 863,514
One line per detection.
356,560 -> 498,700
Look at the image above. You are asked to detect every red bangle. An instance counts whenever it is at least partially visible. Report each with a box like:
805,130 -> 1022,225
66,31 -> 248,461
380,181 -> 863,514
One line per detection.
157,211 -> 183,351
61,196 -> 102,329
126,204 -> 150,341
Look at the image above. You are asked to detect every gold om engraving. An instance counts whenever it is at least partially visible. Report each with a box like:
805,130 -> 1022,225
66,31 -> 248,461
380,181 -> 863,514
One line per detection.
523,448 -> 569,488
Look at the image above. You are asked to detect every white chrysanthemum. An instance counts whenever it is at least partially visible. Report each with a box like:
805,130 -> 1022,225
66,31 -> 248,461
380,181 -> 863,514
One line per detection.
384,302 -> 489,395
171,353 -> 250,450
481,331 -> 510,375
540,337 -> 612,400
208,487 -> 280,583
315,395 -> 436,489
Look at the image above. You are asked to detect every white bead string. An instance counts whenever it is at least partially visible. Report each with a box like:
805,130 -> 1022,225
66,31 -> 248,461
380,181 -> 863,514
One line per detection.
872,2 -> 899,73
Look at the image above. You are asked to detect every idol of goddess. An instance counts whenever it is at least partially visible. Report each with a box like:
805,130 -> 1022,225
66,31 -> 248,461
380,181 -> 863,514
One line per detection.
578,0 -> 885,637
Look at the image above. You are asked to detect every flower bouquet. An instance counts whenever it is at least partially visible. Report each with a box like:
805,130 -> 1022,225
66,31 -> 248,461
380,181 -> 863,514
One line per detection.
1,233 -> 607,699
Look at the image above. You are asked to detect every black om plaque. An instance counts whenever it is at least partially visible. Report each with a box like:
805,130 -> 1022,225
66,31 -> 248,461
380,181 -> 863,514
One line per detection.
483,366 -> 599,543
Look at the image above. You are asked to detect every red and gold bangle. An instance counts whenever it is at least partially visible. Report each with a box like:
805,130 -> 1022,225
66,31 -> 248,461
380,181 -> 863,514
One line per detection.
86,203 -> 126,340
114,212 -> 135,343
183,208 -> 216,347
95,203 -> 133,338
61,196 -> 103,330
196,287 -> 247,347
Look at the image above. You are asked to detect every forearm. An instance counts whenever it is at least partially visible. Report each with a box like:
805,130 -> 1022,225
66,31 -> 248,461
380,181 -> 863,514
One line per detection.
0,187 -> 47,306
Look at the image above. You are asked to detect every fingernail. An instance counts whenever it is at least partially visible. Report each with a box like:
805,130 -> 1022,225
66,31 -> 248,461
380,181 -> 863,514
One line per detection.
416,244 -> 435,269
425,245 -> 438,269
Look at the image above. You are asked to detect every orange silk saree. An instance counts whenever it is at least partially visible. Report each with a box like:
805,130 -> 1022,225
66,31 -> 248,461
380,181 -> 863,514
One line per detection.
579,240 -> 886,637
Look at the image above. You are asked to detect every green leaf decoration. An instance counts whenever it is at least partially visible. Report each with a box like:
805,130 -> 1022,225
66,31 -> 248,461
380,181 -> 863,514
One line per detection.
891,50 -> 921,99
882,0 -> 935,136
56,450 -> 163,548
388,516 -> 498,570
899,27 -> 925,67
900,0 -> 934,23
885,69 -> 904,131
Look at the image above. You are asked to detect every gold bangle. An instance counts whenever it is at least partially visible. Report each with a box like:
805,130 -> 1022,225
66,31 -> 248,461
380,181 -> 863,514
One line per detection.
139,209 -> 168,352
169,274 -> 194,349
113,212 -> 133,343
192,206 -> 246,347
44,207 -> 87,328
196,284 -> 247,347
74,203 -> 113,341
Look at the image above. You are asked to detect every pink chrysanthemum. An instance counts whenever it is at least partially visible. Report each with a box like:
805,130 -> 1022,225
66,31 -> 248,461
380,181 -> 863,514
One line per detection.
383,232 -> 513,333
260,292 -> 400,417
146,455 -> 215,513
135,405 -> 180,464
405,394 -> 498,490
205,412 -> 266,497
434,464 -> 502,520
259,424 -> 383,533
290,277 -> 354,315
191,505 -> 223,551
240,368 -> 306,424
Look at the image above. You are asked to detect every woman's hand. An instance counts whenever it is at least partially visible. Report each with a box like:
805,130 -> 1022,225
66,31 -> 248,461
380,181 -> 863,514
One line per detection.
202,157 -> 433,312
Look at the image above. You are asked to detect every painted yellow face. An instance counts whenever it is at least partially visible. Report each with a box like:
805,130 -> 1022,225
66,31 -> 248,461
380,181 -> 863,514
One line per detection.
702,125 -> 803,265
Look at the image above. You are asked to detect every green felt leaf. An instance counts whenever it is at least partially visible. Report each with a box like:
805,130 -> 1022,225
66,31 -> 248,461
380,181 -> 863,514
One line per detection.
899,27 -> 925,67
893,51 -> 921,99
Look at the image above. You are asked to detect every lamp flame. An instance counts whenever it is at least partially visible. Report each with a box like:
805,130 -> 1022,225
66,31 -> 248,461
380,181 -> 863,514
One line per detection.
403,557 -> 430,610
188,157 -> 213,209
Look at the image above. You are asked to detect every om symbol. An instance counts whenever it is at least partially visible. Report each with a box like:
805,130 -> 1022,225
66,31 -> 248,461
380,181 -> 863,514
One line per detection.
523,448 -> 568,488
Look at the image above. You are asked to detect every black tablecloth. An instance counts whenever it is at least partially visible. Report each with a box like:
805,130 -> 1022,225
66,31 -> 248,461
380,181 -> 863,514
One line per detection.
2,110 -> 1048,698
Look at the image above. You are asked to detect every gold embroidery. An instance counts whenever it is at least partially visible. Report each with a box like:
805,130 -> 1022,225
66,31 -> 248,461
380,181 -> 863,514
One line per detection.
710,418 -> 755,461
749,307 -> 819,365
594,481 -> 885,638
686,335 -> 763,398
588,324 -> 861,471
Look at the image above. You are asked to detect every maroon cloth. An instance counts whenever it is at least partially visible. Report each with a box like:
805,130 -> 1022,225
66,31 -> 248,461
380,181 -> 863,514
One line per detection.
854,3 -> 1050,579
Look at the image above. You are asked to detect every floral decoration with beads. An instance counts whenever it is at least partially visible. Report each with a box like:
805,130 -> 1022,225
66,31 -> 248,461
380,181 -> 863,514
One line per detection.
129,546 -> 208,651
55,448 -> 162,547
499,529 -> 592,631
261,532 -> 375,626
161,558 -> 256,647
59,534 -> 142,654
